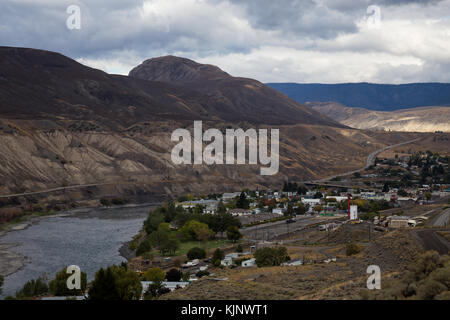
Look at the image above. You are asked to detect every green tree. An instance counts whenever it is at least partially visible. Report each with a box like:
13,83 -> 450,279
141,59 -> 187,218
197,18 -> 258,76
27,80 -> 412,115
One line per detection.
88,268 -> 120,300
100,198 -> 111,207
165,268 -> 182,282
136,238 -> 152,256
212,248 -> 225,264
179,220 -> 213,241
49,267 -> 87,296
187,247 -> 206,260
254,247 -> 290,267
236,192 -> 249,209
143,212 -> 165,235
16,277 -> 49,299
226,225 -> 242,242
143,267 -> 165,282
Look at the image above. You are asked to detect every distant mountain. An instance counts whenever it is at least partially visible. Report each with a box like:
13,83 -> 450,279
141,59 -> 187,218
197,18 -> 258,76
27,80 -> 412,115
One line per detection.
129,56 -> 342,127
309,102 -> 450,132
266,83 -> 450,111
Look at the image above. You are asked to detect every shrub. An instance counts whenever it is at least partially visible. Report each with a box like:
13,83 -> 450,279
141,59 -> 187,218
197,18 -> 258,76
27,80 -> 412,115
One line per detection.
165,268 -> 182,282
136,238 -> 152,256
196,270 -> 210,278
254,247 -> 289,267
346,243 -> 361,256
236,244 -> 243,253
16,277 -> 49,298
187,247 -> 206,260
143,268 -> 165,282
212,248 -> 225,262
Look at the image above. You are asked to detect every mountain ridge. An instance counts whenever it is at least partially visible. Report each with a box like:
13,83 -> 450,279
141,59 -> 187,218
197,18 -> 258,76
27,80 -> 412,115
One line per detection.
266,82 -> 450,111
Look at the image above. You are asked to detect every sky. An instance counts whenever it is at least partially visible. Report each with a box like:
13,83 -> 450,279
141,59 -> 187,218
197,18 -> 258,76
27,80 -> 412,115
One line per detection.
1,0 -> 450,83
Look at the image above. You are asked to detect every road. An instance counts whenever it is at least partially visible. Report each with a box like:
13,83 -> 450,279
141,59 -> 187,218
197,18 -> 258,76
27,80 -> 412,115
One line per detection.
411,228 -> 450,254
0,183 -> 114,198
312,138 -> 421,183
241,215 -> 326,241
430,208 -> 450,227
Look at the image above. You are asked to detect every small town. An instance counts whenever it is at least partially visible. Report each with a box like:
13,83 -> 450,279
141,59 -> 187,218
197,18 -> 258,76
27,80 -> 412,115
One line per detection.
4,150 -> 447,300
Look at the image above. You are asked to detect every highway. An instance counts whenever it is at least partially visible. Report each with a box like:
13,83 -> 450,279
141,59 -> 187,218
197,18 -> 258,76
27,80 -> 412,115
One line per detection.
311,138 -> 421,183
241,215 -> 327,241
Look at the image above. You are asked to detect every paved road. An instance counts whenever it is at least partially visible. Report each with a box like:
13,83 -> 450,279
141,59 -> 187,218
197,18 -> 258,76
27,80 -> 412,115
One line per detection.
241,215 -> 325,241
430,208 -> 450,227
312,138 -> 421,183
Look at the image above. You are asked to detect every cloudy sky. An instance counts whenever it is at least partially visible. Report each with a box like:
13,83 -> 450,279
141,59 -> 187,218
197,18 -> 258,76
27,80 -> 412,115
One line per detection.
2,0 -> 450,83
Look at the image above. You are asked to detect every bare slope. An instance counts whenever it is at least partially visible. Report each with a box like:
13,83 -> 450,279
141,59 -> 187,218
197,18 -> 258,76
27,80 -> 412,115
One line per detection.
309,102 -> 450,132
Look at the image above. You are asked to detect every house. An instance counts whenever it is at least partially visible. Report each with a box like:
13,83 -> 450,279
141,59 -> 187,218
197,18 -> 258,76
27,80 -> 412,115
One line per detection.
241,258 -> 256,267
222,192 -> 241,201
182,259 -> 199,268
228,208 -> 252,216
388,216 -> 415,228
272,208 -> 284,215
282,259 -> 302,266
221,257 -> 233,266
301,198 -> 321,206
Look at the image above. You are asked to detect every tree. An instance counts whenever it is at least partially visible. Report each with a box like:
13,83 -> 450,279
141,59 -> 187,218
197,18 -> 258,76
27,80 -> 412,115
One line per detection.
159,237 -> 180,256
179,220 -> 213,241
346,243 -> 361,256
165,268 -> 182,282
111,265 -> 142,300
88,265 -> 142,300
295,203 -> 306,215
425,192 -> 432,202
212,248 -> 225,265
143,212 -> 165,235
187,247 -> 206,260
88,268 -> 119,300
236,192 -> 249,209
143,267 -> 165,282
382,183 -> 390,193
236,244 -> 243,253
226,225 -> 242,242
49,267 -> 87,296
16,277 -> 49,299
136,238 -> 152,256
254,247 -> 290,267
285,204 -> 294,216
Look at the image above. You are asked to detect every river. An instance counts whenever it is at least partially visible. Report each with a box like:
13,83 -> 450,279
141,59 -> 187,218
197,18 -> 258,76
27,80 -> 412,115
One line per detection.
0,203 -> 157,298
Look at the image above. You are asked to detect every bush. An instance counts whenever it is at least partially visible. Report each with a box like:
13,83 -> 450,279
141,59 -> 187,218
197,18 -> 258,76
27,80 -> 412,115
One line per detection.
187,247 -> 206,260
212,248 -> 225,262
143,268 -> 165,282
346,243 -> 361,256
136,238 -> 152,256
16,277 -> 49,298
236,244 -> 243,253
165,268 -> 182,282
196,270 -> 210,278
254,247 -> 290,267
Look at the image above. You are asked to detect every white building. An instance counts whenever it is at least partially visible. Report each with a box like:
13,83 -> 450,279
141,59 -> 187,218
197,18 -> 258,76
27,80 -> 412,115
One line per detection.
241,258 -> 256,267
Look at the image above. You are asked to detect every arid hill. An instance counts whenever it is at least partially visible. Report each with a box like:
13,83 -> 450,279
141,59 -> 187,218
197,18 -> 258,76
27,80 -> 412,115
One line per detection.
309,102 -> 450,133
129,56 -> 342,127
0,47 -> 425,204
